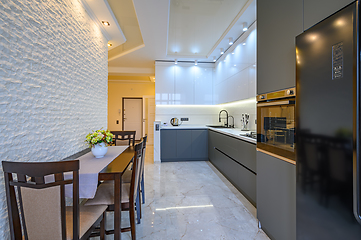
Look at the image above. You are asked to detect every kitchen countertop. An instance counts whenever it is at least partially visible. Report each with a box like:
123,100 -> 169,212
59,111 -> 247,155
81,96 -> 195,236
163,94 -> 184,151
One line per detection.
161,124 -> 256,144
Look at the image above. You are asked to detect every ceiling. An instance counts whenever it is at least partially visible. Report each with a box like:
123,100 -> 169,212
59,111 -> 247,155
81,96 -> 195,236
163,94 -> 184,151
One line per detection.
107,0 -> 256,78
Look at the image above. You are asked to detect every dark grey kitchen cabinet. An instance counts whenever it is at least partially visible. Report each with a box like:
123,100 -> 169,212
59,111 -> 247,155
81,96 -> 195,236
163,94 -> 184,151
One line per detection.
176,130 -> 192,159
257,151 -> 296,240
208,130 -> 257,206
257,0 -> 303,94
191,130 -> 208,159
160,129 -> 177,160
303,0 -> 354,30
161,129 -> 208,161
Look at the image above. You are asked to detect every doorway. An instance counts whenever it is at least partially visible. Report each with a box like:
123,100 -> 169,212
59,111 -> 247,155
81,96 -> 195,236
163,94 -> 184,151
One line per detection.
122,98 -> 143,140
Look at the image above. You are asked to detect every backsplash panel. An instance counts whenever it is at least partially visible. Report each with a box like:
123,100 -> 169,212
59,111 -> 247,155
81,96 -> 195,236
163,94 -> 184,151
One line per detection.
156,97 -> 256,130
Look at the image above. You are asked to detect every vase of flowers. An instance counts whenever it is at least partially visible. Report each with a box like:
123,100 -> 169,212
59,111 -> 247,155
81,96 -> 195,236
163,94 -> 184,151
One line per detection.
86,129 -> 114,158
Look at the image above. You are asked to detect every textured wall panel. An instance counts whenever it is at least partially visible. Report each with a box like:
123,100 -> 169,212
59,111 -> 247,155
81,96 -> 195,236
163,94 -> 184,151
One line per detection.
0,0 -> 108,238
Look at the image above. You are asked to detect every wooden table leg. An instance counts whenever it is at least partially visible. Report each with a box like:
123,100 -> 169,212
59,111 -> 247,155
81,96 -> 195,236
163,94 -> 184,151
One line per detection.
114,173 -> 121,240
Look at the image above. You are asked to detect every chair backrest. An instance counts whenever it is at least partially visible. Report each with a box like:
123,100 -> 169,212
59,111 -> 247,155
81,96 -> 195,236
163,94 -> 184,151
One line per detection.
111,131 -> 136,146
140,135 -> 147,175
2,160 -> 80,240
130,141 -> 143,202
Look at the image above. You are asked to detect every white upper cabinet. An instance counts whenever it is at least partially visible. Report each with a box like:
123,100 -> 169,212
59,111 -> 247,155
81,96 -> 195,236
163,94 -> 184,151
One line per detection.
214,25 -> 257,104
194,67 -> 213,105
155,64 -> 175,105
155,62 -> 214,105
155,26 -> 256,106
175,66 -> 194,105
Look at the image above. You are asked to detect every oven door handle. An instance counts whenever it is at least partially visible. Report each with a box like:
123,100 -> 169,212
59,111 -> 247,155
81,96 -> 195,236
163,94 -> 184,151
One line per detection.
257,100 -> 295,107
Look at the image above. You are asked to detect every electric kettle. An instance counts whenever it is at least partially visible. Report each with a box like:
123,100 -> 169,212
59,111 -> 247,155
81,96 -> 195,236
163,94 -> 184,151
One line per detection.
170,118 -> 179,126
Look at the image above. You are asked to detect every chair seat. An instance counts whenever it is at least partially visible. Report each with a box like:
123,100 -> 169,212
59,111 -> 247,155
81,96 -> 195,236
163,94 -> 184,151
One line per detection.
66,204 -> 107,240
84,182 -> 130,206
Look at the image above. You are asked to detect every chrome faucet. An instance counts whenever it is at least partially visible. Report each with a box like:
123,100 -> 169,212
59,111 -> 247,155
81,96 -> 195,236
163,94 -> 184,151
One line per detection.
219,110 -> 229,127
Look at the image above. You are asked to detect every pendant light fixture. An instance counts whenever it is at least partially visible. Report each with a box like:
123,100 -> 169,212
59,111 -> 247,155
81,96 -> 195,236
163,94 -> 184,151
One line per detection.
229,37 -> 233,45
220,48 -> 224,55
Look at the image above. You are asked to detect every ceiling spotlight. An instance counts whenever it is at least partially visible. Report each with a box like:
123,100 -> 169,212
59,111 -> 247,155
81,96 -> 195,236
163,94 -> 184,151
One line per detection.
242,22 -> 248,31
229,37 -> 233,45
107,43 -> 112,47
195,60 -> 198,65
213,56 -> 216,62
220,48 -> 224,55
242,42 -> 246,46
232,51 -> 234,55
175,59 -> 178,65
102,21 -> 110,26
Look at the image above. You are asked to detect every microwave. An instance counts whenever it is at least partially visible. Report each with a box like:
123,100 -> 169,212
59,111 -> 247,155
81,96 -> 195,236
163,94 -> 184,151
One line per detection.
257,88 -> 296,162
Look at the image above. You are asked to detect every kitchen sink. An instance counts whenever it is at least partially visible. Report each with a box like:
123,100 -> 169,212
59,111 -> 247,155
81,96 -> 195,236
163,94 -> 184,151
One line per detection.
206,125 -> 228,128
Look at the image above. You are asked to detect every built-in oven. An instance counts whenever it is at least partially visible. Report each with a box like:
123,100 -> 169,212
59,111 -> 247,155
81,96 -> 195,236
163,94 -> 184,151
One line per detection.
257,88 -> 296,162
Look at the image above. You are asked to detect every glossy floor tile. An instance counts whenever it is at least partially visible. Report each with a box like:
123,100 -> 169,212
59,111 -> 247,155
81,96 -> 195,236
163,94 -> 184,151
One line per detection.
98,146 -> 269,240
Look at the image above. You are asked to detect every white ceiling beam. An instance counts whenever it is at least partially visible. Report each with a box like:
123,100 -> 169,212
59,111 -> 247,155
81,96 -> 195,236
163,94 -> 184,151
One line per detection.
80,0 -> 126,47
108,67 -> 155,75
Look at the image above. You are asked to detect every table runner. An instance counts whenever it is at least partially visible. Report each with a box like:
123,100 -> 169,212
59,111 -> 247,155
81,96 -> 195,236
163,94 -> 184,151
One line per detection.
72,146 -> 129,198
44,146 -> 128,199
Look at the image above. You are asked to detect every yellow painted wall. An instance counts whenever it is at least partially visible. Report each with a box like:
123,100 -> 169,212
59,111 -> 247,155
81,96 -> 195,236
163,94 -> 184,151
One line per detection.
108,81 -> 155,131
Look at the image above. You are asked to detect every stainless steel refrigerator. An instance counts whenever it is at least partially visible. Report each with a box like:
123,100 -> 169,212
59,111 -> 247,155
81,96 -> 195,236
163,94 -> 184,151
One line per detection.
296,1 -> 361,239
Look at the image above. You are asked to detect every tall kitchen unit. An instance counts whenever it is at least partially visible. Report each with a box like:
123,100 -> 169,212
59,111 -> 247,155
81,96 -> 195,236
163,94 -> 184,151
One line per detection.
296,1 -> 361,239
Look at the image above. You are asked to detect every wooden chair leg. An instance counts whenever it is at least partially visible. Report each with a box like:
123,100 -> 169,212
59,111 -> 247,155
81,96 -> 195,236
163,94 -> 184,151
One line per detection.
129,202 -> 136,240
100,212 -> 105,240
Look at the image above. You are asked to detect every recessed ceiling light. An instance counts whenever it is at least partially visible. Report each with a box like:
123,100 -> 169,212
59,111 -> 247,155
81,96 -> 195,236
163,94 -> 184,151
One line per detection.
220,48 -> 224,55
229,37 -> 233,45
242,42 -> 246,46
195,60 -> 198,66
242,22 -> 248,31
107,43 -> 112,47
234,64 -> 237,67
232,51 -> 234,55
213,56 -> 216,62
175,59 -> 178,65
102,21 -> 110,26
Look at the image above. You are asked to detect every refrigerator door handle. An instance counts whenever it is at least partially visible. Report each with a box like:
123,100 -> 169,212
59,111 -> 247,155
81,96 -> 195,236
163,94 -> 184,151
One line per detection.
355,0 -> 361,225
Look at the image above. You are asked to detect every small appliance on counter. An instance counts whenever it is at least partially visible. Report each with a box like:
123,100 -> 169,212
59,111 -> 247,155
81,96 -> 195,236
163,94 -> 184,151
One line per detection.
170,117 -> 180,126
241,113 -> 250,130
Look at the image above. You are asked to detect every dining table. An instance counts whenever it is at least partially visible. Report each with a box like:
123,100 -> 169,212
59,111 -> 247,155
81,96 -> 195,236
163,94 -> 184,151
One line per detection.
98,145 -> 136,240
66,145 -> 136,240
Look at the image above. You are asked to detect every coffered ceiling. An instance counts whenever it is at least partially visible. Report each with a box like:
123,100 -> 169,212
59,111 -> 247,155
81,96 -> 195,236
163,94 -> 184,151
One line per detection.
106,0 -> 255,78
167,0 -> 249,59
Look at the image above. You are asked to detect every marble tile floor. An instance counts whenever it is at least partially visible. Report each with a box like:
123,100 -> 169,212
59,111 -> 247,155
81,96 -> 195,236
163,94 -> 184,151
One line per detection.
96,147 -> 270,240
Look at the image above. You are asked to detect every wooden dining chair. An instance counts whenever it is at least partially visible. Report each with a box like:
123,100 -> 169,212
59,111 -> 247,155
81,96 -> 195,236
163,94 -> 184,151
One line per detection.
84,141 -> 144,240
2,160 -> 107,240
121,135 -> 147,222
111,131 -> 136,146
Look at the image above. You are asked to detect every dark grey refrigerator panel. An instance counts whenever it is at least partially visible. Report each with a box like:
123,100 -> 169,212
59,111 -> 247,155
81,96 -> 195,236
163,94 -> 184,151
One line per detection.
296,1 -> 361,239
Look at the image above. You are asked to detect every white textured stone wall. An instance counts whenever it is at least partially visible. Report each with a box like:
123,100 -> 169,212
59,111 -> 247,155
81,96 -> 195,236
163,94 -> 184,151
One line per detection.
0,0 -> 108,238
